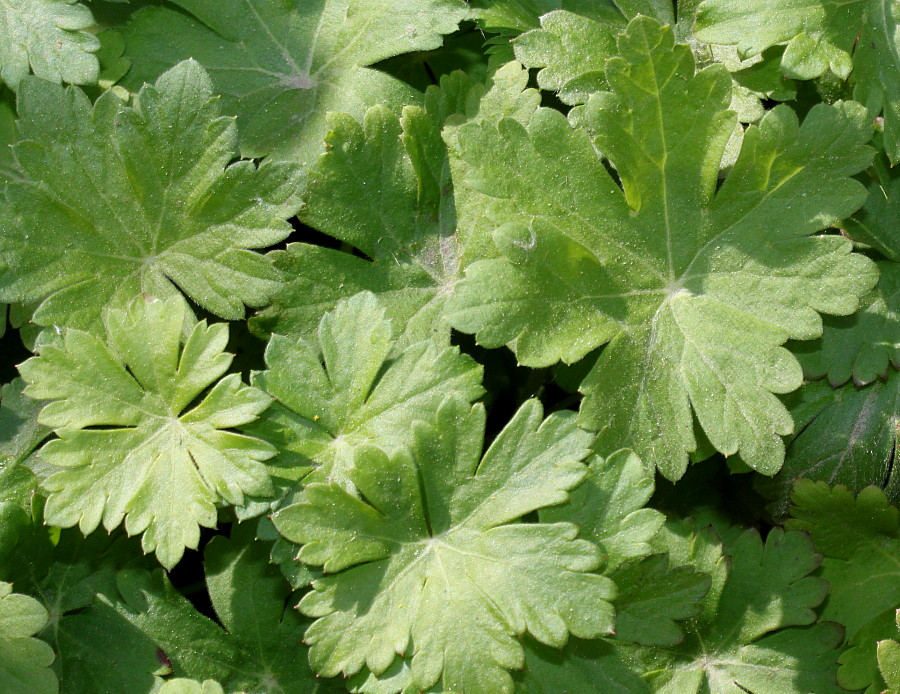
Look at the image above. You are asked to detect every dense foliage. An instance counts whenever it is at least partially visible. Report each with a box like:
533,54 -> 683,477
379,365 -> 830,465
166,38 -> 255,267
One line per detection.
0,1 -> 897,693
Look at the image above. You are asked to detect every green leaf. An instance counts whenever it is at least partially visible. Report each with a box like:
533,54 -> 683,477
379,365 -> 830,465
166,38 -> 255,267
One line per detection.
113,523 -> 343,693
610,554 -> 710,646
881,612 -> 900,693
122,0 -> 467,162
694,0 -> 900,163
0,59 -> 304,333
0,0 -> 100,90
446,16 -> 877,480
0,502 -> 163,694
0,378 -> 50,509
757,373 -> 900,513
0,581 -> 57,694
159,680 -> 226,694
467,0 -> 640,32
837,609 -> 900,693
540,450 -> 664,571
845,151 -> 899,260
513,9 -> 626,105
248,291 -> 483,497
273,396 -> 612,694
787,481 -> 900,640
794,261 -> 900,386
19,295 -> 276,569
0,87 -> 18,182
515,638 -> 651,694
250,85 -> 468,346
614,523 -> 841,693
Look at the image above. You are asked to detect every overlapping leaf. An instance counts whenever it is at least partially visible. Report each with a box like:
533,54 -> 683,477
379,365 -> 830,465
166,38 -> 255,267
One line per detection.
446,16 -> 877,479
695,0 -> 900,163
273,396 -> 611,694
0,502 -> 162,694
788,483 -> 900,693
881,612 -> 900,693
122,0 -> 467,162
757,374 -> 900,512
0,581 -> 56,694
247,291 -> 483,496
251,78 -> 468,345
111,523 -> 343,693
0,0 -> 100,90
613,520 -> 842,693
0,378 -> 49,508
19,295 -> 276,569
0,59 -> 304,333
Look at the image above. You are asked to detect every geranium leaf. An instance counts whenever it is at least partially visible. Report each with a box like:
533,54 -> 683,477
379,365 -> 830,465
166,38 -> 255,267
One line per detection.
19,295 -> 276,569
0,59 -> 304,333
0,581 -> 56,694
0,0 -> 100,91
247,291 -> 483,497
121,0 -> 467,161
694,0 -> 900,164
446,16 -> 877,479
273,396 -> 612,694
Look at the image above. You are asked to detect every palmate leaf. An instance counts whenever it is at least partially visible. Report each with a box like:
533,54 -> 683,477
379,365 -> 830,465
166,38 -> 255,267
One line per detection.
446,16 -> 877,480
0,502 -> 165,694
613,521 -> 842,694
0,59 -> 303,334
122,0 -> 467,162
788,483 -> 900,693
0,0 -> 100,90
19,295 -> 276,569
0,378 -> 50,509
695,0 -> 900,163
111,523 -> 343,694
250,80 -> 467,346
247,291 -> 483,496
881,612 -> 900,693
273,396 -> 613,694
0,581 -> 56,694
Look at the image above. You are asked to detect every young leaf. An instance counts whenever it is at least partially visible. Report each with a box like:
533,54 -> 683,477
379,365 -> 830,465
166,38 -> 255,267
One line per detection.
787,481 -> 900,639
0,59 -> 304,333
0,581 -> 56,694
247,291 -> 483,495
19,295 -> 276,569
273,396 -> 612,694
614,523 -> 841,693
0,0 -> 100,90
159,680 -> 226,694
694,0 -> 900,163
880,612 -> 900,693
122,0 -> 467,162
446,16 -> 877,479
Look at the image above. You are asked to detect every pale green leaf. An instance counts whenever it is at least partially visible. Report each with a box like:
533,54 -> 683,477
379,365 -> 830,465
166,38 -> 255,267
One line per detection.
247,291 -> 483,497
0,59 -> 304,333
881,613 -> 900,693
273,396 -> 612,694
446,16 -> 877,480
18,295 -> 276,569
541,449 -> 664,571
0,0 -> 100,90
122,0 -> 467,162
159,680 -> 226,694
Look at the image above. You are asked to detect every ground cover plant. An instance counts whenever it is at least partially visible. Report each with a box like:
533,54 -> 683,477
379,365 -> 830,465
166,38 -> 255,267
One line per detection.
0,0 -> 897,692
